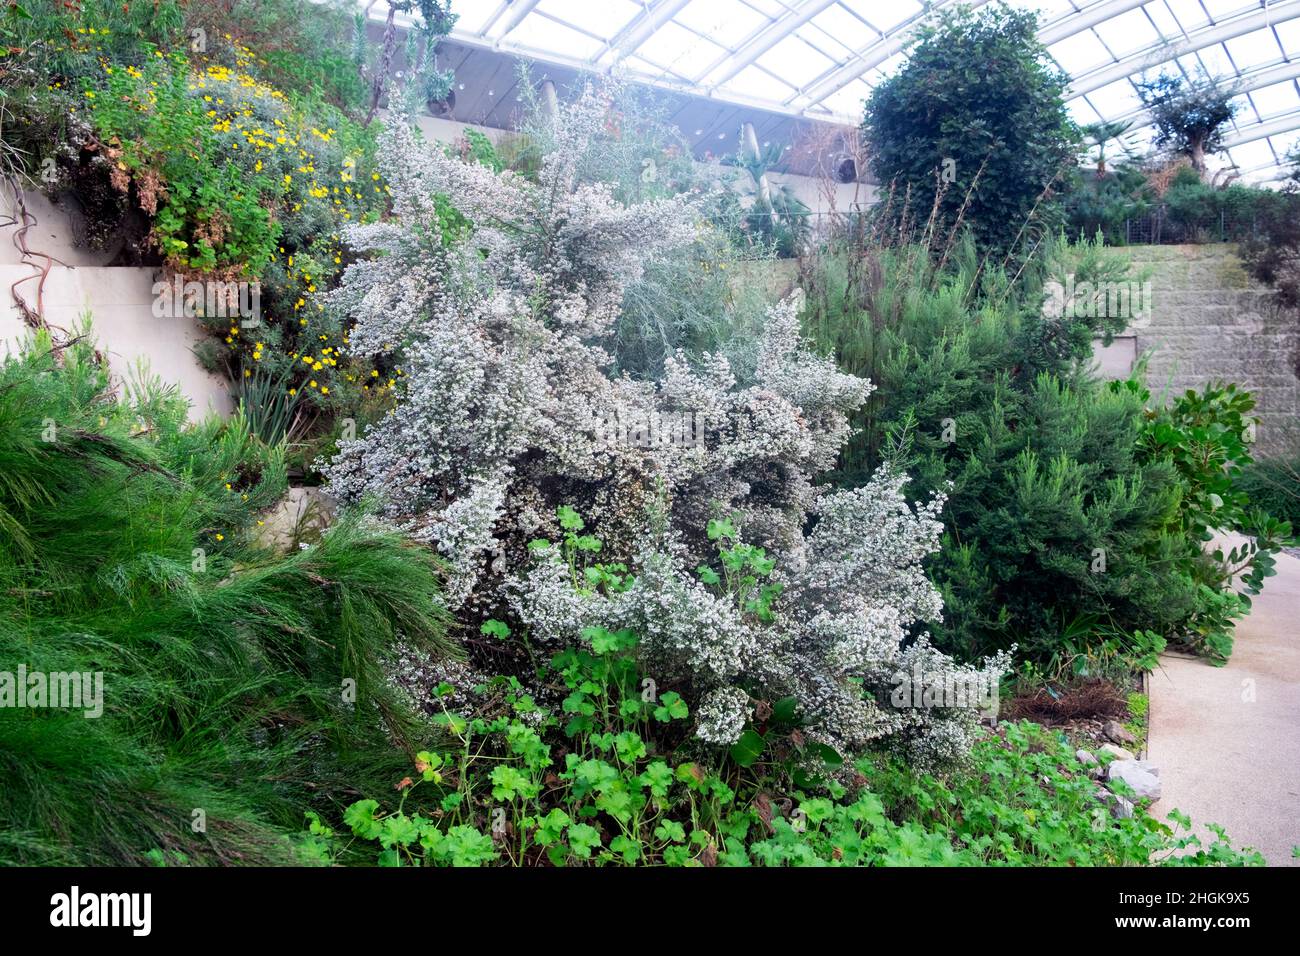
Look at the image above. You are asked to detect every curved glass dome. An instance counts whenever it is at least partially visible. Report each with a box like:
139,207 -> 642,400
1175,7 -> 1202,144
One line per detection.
363,0 -> 1300,183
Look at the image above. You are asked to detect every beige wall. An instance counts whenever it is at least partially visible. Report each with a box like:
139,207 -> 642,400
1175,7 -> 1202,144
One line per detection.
0,189 -> 116,267
1090,244 -> 1299,455
1,191 -> 231,419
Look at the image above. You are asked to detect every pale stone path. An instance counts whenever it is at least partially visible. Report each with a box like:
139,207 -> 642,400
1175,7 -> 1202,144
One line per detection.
1148,550 -> 1300,865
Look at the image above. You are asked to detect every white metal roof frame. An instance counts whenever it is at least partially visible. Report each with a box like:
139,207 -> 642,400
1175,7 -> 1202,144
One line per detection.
360,0 -> 1300,181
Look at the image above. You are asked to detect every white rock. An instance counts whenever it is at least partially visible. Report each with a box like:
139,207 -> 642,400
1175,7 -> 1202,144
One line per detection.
1107,759 -> 1162,801
1076,749 -> 1099,767
1099,789 -> 1134,819
1099,743 -> 1136,762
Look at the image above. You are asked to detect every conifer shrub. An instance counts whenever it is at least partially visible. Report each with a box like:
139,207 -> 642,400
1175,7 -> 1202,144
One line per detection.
802,232 -> 1277,668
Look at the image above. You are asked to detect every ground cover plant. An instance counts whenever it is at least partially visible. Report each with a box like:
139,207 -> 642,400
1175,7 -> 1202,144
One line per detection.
306,666 -> 1262,866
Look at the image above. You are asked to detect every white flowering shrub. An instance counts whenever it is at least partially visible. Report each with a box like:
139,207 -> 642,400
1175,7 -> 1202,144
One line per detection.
509,479 -> 1009,769
322,84 -> 1007,767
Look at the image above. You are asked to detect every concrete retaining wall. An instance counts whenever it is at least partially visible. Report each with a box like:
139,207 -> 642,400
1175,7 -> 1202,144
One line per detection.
1,191 -> 232,419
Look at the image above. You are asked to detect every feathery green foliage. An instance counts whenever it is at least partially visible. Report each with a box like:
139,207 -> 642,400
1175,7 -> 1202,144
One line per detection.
0,332 -> 451,865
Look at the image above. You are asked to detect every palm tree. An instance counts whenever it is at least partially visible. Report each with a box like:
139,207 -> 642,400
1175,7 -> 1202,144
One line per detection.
1081,120 -> 1134,179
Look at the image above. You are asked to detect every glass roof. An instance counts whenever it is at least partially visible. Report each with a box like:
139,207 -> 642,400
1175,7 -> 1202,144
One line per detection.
369,0 -> 1300,183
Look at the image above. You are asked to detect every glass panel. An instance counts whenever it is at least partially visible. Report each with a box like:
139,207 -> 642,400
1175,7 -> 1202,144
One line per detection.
536,0 -> 641,40
673,0 -> 771,49
1085,79 -> 1143,115
840,0 -> 922,33
1222,28 -> 1284,69
1049,30 -> 1114,75
1248,81 -> 1300,119
1160,0 -> 1212,34
511,15 -> 605,59
756,37 -> 837,88
1276,19 -> 1300,57
805,5 -> 881,54
1092,9 -> 1161,59
634,20 -> 728,76
718,64 -> 798,102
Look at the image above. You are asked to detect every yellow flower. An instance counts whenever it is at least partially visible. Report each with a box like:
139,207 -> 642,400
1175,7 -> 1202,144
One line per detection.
321,387 -> 329,395
215,533 -> 224,541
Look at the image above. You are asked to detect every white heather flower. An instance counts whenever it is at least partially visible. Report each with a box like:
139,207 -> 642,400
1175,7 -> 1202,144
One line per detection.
321,82 -> 1003,767
695,686 -> 753,745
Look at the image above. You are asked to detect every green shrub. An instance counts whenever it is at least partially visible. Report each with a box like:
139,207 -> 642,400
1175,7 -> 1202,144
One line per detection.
802,227 -> 1283,668
1239,188 -> 1300,308
802,238 -> 1195,667
1062,165 -> 1154,244
1128,378 -> 1291,660
863,3 -> 1078,253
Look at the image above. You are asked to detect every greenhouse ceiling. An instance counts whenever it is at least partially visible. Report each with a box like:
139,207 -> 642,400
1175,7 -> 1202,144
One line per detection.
361,0 -> 1300,182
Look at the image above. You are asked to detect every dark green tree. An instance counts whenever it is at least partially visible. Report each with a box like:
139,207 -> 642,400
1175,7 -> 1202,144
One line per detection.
862,3 -> 1078,252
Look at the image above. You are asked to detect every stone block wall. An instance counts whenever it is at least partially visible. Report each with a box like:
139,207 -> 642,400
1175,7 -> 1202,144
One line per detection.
1106,244 -> 1300,457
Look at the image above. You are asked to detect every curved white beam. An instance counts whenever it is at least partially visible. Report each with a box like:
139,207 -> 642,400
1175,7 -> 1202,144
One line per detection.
596,0 -> 693,67
1221,108 -> 1300,148
1066,1 -> 1300,98
493,0 -> 542,44
1105,58 -> 1300,132
1039,0 -> 1152,46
